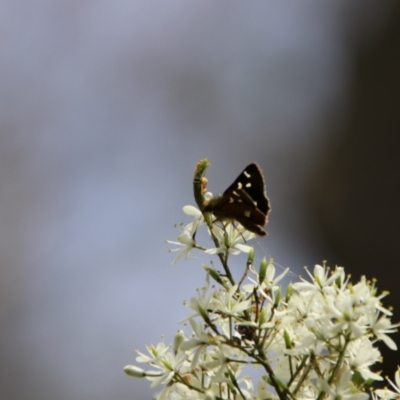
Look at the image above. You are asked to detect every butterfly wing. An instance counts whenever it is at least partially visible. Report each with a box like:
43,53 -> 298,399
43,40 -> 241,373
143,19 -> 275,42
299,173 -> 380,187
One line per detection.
203,163 -> 270,236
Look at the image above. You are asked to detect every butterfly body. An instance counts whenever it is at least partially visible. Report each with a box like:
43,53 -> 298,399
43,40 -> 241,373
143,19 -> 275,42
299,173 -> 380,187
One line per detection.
203,163 -> 270,236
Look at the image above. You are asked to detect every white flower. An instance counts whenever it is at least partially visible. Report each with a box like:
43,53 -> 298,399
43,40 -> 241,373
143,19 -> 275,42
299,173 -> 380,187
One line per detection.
374,388 -> 400,400
347,337 -> 383,381
210,284 -> 251,318
388,367 -> 400,395
293,264 -> 346,294
136,342 -> 170,364
369,313 -> 399,350
180,318 -> 220,352
245,263 -> 289,302
136,342 -> 188,390
205,223 -> 254,255
375,367 -> 400,399
167,206 -> 204,263
183,283 -> 214,323
319,368 -> 369,400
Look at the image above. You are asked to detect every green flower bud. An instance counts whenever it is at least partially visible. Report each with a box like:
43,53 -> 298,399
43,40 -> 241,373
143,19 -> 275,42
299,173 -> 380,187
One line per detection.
259,257 -> 267,284
285,283 -> 293,302
258,308 -> 266,326
274,287 -> 281,308
204,265 -> 223,285
247,246 -> 255,265
124,365 -> 146,378
283,329 -> 292,349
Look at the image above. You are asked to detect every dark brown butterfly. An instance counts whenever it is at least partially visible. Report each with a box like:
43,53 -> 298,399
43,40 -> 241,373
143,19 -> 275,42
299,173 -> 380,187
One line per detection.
203,163 -> 270,236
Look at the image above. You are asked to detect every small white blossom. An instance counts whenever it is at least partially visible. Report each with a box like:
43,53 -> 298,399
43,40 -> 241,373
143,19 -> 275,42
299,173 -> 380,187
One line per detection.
183,282 -> 215,323
210,284 -> 251,317
167,207 -> 203,263
375,367 -> 400,399
293,264 -> 346,294
369,313 -> 399,350
245,263 -> 289,302
180,318 -> 220,353
319,368 -> 369,400
205,223 -> 254,255
136,342 -> 170,364
347,337 -> 383,381
374,390 -> 399,400
134,341 -> 190,393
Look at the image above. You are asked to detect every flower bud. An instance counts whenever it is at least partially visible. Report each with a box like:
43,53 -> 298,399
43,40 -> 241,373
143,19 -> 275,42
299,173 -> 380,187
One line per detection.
274,287 -> 281,308
173,330 -> 185,354
204,265 -> 223,285
259,257 -> 267,284
124,365 -> 146,378
247,246 -> 255,265
258,308 -> 266,326
283,330 -> 292,349
285,283 -> 293,302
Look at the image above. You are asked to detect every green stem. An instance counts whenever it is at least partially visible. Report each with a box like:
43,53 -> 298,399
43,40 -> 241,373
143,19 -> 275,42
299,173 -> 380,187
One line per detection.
316,334 -> 351,400
291,356 -> 312,396
228,339 -> 294,400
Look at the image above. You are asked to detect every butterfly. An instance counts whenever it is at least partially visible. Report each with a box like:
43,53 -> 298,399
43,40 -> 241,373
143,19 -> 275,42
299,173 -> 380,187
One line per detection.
203,163 -> 270,236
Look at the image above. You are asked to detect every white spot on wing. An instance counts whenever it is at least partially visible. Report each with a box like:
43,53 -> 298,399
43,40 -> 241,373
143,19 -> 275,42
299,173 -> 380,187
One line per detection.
244,211 -> 251,217
233,191 -> 239,197
245,182 -> 251,188
237,182 -> 243,189
244,170 -> 251,178
229,197 -> 234,203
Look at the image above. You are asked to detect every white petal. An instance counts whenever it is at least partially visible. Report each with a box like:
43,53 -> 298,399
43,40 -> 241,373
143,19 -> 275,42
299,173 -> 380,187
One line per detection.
183,205 -> 202,216
380,334 -> 398,350
235,243 -> 252,253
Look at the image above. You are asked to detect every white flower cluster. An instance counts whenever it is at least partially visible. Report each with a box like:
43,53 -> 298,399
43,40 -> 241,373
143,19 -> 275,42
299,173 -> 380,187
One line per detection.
166,205 -> 255,264
125,205 -> 399,400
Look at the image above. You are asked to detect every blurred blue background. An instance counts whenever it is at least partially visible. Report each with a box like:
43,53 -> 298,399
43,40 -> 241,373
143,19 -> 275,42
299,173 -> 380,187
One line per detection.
0,2 -> 399,399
